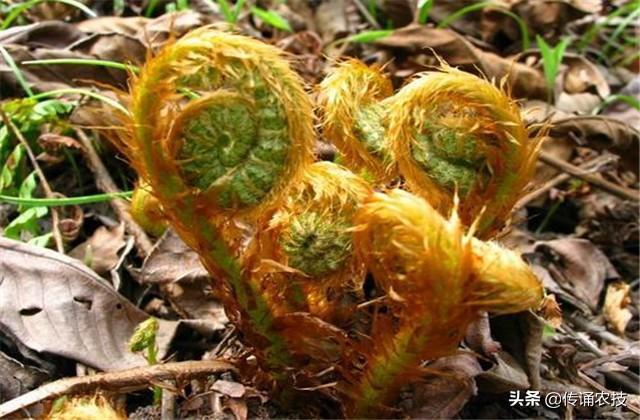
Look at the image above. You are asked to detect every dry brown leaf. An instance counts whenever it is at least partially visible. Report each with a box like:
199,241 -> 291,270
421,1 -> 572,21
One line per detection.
562,56 -> 610,97
512,0 -> 596,38
374,25 -> 548,99
465,312 -> 501,357
141,229 -> 208,284
140,230 -> 227,331
534,238 -> 619,310
212,380 -> 246,398
476,350 -> 530,393
0,237 -> 174,371
314,0 -> 349,43
549,116 -> 639,174
539,294 -> 563,328
0,350 -> 49,403
225,397 -> 248,420
603,281 -> 633,335
69,223 -> 126,275
410,353 -> 482,418
0,12 -> 212,97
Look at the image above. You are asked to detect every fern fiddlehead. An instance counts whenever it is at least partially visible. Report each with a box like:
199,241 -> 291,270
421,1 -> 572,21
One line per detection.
113,30 -> 546,416
318,59 -> 396,182
262,161 -> 372,321
129,179 -> 166,237
119,28 -> 315,373
388,64 -> 541,237
319,60 -> 541,237
348,189 -> 543,416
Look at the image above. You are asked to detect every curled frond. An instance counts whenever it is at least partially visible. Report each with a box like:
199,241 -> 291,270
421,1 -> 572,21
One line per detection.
354,188 -> 475,329
349,189 -> 543,416
349,189 -> 475,415
388,64 -> 541,238
263,161 -> 373,320
318,59 -> 396,183
470,239 -> 544,314
127,28 -> 315,222
129,179 -> 167,237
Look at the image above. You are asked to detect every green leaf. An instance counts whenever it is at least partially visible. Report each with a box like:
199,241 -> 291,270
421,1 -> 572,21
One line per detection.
3,206 -> 48,239
18,171 -> 38,212
250,7 -> 292,32
542,323 -> 556,338
145,0 -> 160,16
217,0 -> 235,22
31,89 -> 129,115
32,99 -> 75,121
347,29 -> 394,43
0,144 -> 25,194
537,35 -> 570,101
0,125 -> 9,165
28,232 -> 52,247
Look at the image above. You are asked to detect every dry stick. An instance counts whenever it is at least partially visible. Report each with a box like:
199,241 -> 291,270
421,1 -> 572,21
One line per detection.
0,110 -> 65,253
74,128 -> 153,257
351,0 -> 381,29
0,360 -> 236,418
515,154 -> 618,210
538,151 -> 638,202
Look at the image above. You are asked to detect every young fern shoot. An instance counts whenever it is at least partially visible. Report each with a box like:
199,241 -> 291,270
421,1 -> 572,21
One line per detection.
117,28 -> 315,376
349,189 -> 543,416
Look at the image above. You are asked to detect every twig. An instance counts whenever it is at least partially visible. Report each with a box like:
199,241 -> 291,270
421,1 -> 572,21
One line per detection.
161,386 -> 176,420
0,109 -> 64,253
351,0 -> 381,29
74,128 -> 154,257
538,151 -> 638,202
0,360 -> 236,418
515,154 -> 617,210
567,312 -> 632,350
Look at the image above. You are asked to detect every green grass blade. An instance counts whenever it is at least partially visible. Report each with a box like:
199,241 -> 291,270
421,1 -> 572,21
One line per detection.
437,1 -> 491,28
0,191 -> 133,207
250,7 -> 292,32
145,0 -> 160,16
22,58 -> 140,73
496,9 -> 530,50
233,0 -> 246,22
1,0 -> 97,30
593,94 -> 640,115
578,0 -> 640,51
30,88 -> 129,115
602,5 -> 640,57
347,29 -> 394,43
417,0 -> 434,24
0,46 -> 34,98
217,0 -> 235,22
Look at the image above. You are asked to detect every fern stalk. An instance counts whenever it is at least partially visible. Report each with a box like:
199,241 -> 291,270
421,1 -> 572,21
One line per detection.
121,28 -> 316,375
